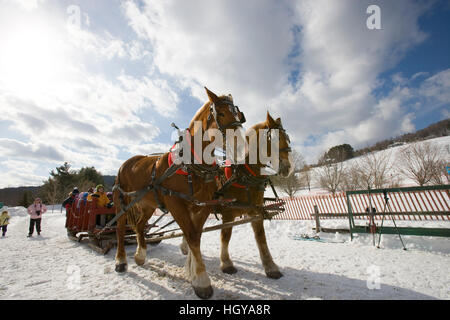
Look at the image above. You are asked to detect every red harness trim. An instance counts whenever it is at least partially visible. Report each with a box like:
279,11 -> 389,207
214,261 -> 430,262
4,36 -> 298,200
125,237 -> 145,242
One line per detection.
168,149 -> 188,175
168,129 -> 216,176
224,160 -> 258,189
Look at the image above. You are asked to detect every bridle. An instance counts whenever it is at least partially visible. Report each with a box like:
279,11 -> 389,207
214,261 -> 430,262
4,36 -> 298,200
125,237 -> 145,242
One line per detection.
208,99 -> 246,134
267,125 -> 292,154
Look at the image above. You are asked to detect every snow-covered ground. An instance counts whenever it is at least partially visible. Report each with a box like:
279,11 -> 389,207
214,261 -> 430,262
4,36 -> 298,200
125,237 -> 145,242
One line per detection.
1,205 -> 449,300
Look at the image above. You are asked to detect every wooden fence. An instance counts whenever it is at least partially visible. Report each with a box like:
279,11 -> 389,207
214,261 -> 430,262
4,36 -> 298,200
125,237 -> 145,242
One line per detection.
270,185 -> 450,221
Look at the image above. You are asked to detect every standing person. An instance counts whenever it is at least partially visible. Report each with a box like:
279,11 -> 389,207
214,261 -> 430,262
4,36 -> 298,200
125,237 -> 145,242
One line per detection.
0,210 -> 10,237
62,188 -> 80,213
27,198 -> 47,237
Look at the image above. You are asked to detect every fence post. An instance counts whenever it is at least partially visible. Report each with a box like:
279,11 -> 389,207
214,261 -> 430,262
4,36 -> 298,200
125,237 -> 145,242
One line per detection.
314,205 -> 321,233
346,192 -> 354,241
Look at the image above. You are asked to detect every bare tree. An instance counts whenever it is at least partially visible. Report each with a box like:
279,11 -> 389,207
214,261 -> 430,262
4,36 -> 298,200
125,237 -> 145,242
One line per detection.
272,150 -> 305,197
396,142 -> 445,186
316,154 -> 345,195
430,159 -> 449,185
299,165 -> 312,191
341,164 -> 363,191
275,173 -> 302,197
45,178 -> 59,213
355,150 -> 393,189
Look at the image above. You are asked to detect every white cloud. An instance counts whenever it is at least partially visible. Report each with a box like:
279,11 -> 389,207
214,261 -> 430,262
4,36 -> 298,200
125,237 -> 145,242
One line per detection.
123,0 -> 295,112
123,0 -> 435,165
0,4 -> 182,186
0,0 -> 447,186
0,160 -> 46,188
2,0 -> 46,11
0,138 -> 65,162
419,69 -> 450,104
126,142 -> 172,156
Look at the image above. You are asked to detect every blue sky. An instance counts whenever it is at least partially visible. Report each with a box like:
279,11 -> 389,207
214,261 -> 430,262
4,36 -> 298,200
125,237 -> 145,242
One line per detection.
0,0 -> 449,188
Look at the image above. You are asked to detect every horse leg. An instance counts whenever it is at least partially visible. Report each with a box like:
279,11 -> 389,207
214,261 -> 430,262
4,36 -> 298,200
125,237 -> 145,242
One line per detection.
180,236 -> 189,255
184,233 -> 213,299
220,214 -> 237,274
178,209 -> 213,299
134,208 -> 154,266
115,214 -> 128,272
251,218 -> 283,279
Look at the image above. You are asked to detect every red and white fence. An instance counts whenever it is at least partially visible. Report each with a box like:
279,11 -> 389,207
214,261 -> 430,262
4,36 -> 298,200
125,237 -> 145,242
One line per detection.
271,188 -> 450,221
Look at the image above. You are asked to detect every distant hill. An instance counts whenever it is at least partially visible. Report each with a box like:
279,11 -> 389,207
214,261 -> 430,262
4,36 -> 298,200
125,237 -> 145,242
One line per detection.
0,186 -> 41,207
0,175 -> 117,206
354,118 -> 449,157
103,175 -> 116,189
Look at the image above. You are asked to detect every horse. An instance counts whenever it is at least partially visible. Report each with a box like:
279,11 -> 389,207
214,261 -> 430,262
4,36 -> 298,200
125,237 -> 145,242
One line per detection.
180,112 -> 293,278
112,87 -> 246,299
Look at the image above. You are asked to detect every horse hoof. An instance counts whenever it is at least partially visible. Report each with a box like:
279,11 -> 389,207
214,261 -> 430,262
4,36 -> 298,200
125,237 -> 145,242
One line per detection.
193,285 -> 214,300
222,266 -> 238,274
266,270 -> 283,279
134,256 -> 145,266
115,263 -> 128,273
180,246 -> 188,256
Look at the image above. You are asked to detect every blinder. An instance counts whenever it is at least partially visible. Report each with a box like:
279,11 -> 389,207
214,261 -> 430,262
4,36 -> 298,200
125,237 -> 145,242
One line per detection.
267,127 -> 291,153
209,99 -> 246,133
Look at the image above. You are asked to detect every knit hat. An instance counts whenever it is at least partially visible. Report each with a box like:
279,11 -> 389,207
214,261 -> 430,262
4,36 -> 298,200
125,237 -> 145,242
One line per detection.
1,211 -> 7,215
72,187 -> 80,194
96,184 -> 104,191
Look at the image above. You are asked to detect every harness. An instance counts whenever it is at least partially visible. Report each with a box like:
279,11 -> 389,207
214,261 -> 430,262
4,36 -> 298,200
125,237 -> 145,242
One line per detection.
209,99 -> 246,134
98,99 -> 247,237
216,161 -> 279,203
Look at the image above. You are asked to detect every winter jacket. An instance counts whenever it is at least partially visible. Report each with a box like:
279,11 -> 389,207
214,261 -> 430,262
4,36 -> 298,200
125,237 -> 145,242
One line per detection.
0,213 -> 10,226
76,192 -> 90,208
62,195 -> 76,210
27,203 -> 47,219
88,191 -> 110,208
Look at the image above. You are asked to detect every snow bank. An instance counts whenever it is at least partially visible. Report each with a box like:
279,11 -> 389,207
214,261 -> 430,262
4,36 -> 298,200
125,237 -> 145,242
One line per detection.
1,206 -> 449,300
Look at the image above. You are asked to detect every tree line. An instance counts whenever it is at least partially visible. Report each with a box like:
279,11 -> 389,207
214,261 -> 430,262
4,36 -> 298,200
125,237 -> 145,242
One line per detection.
15,163 -> 107,208
273,140 -> 449,197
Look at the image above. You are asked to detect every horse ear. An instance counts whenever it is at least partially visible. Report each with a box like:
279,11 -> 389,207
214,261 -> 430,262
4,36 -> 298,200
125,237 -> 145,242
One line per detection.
275,117 -> 282,125
205,87 -> 219,103
266,111 -> 276,126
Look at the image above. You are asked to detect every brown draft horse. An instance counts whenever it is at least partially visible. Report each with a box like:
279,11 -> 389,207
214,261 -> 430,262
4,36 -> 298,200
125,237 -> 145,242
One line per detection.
112,87 -> 245,299
180,112 -> 293,278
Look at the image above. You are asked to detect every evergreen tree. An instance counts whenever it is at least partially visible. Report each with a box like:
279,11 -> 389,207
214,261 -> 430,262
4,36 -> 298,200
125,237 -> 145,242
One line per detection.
41,163 -> 106,203
18,190 -> 34,207
322,144 -> 354,164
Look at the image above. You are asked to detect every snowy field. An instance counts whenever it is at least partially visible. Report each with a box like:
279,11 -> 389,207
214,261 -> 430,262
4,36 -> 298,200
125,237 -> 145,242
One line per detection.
1,205 -> 449,300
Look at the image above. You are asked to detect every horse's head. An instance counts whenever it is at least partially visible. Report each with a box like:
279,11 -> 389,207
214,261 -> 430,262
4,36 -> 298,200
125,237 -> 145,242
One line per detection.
190,87 -> 246,163
248,112 -> 293,177
204,87 -> 246,135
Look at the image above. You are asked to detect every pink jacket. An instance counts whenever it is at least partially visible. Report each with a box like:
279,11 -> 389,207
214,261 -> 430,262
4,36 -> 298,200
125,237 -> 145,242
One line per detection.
27,203 -> 47,219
